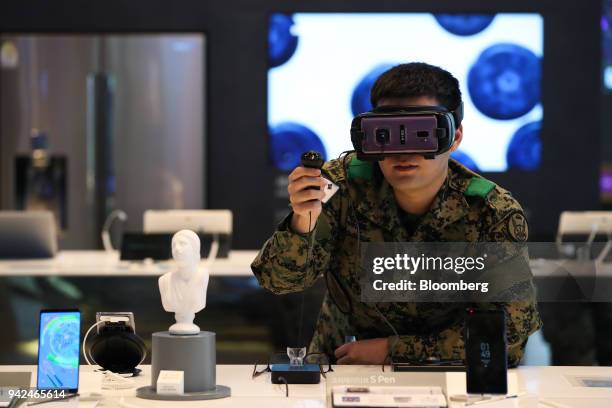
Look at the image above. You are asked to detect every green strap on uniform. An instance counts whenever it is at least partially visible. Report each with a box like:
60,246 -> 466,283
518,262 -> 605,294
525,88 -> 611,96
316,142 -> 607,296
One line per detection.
347,156 -> 373,180
465,177 -> 495,198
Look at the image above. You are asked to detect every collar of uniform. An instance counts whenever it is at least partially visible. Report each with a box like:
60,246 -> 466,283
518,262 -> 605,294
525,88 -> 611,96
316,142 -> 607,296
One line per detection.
415,166 -> 470,236
346,158 -> 471,236
342,159 -> 400,233
447,158 -> 473,192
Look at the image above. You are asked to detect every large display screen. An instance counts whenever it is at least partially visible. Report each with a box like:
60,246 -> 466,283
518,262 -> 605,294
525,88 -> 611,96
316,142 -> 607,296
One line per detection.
268,13 -> 543,172
37,310 -> 81,390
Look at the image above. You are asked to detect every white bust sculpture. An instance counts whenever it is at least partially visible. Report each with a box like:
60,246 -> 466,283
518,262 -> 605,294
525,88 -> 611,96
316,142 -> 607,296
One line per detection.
158,229 -> 209,335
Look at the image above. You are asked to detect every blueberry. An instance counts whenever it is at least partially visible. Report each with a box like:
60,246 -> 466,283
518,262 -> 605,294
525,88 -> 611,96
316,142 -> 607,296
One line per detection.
350,63 -> 396,117
468,43 -> 541,120
269,13 -> 299,68
506,121 -> 542,171
269,122 -> 327,171
434,14 -> 496,36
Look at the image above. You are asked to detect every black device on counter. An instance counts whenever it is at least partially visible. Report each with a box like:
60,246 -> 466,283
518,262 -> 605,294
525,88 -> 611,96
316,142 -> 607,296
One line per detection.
86,313 -> 146,375
120,233 -> 171,260
391,357 -> 465,372
465,309 -> 508,395
271,364 -> 321,384
120,232 -> 230,261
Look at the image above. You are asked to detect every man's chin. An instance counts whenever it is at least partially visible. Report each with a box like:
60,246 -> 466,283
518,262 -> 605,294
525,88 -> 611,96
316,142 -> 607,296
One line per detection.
388,169 -> 422,183
388,178 -> 425,193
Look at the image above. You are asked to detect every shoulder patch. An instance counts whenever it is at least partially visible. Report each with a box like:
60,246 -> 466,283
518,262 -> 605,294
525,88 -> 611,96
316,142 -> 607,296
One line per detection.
465,177 -> 496,198
347,156 -> 373,181
507,211 -> 529,242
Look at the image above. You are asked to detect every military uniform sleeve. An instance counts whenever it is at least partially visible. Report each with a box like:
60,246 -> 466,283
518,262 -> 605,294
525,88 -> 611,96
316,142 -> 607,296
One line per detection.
388,319 -> 466,361
483,207 -> 542,366
251,192 -> 342,295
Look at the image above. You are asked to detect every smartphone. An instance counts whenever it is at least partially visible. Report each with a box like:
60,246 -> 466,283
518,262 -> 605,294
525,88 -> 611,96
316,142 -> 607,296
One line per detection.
465,309 -> 507,395
37,309 -> 81,392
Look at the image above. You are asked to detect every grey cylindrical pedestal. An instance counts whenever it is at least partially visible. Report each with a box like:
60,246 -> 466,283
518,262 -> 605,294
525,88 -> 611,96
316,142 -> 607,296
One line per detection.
151,331 -> 215,393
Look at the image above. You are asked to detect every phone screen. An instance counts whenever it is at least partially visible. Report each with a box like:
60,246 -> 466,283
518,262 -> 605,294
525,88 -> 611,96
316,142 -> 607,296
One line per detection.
465,309 -> 507,395
37,310 -> 81,391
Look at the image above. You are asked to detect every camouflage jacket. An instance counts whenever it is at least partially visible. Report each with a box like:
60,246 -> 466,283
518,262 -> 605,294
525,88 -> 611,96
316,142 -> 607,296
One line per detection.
251,153 -> 541,365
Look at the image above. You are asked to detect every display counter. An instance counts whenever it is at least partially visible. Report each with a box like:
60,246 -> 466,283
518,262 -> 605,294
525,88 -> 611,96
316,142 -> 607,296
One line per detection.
1,364 -> 611,407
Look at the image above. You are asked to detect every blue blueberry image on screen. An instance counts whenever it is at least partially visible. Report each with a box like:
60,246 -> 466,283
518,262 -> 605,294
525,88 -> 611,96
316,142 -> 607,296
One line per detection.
434,14 -> 496,36
269,122 -> 327,172
506,121 -> 542,171
269,13 -> 299,68
351,63 -> 395,117
451,151 -> 480,172
468,43 -> 541,120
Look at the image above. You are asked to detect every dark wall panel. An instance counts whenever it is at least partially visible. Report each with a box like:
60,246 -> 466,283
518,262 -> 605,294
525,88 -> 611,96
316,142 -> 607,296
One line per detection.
1,0 -> 602,247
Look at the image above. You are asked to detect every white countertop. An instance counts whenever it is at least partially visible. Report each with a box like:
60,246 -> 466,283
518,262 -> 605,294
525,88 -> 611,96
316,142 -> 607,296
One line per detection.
0,250 -> 259,277
2,251 -> 612,281
1,364 -> 611,407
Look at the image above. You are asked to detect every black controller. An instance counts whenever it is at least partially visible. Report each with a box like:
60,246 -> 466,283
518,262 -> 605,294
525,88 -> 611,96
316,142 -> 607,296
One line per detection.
301,151 -> 324,169
301,151 -> 323,191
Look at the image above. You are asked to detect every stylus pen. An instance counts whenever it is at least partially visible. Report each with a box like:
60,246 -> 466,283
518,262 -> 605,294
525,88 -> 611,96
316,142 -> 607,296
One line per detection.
467,392 -> 526,406
27,393 -> 79,406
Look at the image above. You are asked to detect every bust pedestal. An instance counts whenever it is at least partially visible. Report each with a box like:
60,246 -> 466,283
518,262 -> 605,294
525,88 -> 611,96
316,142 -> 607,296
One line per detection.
136,331 -> 230,400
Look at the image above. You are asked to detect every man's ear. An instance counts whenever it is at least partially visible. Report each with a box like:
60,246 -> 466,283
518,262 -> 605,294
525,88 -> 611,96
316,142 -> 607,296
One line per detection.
450,124 -> 463,152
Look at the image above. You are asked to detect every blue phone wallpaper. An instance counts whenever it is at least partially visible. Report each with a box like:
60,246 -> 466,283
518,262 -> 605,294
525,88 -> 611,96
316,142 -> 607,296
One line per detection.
37,311 -> 81,390
268,13 -> 543,172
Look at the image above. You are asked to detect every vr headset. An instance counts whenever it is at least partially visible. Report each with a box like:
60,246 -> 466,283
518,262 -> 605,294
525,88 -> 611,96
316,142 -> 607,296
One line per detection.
350,103 -> 464,160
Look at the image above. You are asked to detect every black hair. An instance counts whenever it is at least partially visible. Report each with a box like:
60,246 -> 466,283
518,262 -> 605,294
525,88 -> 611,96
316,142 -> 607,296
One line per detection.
370,62 -> 462,110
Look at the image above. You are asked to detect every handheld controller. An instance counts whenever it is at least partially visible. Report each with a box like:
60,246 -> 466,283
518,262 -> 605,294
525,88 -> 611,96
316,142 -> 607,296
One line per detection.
299,151 -> 339,203
300,150 -> 324,169
301,151 -> 324,191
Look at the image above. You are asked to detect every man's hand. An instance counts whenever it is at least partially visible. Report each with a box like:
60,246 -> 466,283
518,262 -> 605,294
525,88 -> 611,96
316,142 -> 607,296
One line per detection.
288,166 -> 327,234
334,338 -> 390,365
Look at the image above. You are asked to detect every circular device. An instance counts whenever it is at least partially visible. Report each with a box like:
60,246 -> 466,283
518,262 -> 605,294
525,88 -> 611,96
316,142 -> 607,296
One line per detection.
269,13 -> 299,68
434,14 -> 496,36
88,323 -> 146,375
506,121 -> 542,171
269,122 -> 326,172
468,43 -> 541,120
350,63 -> 395,117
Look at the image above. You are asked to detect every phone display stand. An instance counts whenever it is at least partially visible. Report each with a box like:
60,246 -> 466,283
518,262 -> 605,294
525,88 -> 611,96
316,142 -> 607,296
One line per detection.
136,331 -> 230,401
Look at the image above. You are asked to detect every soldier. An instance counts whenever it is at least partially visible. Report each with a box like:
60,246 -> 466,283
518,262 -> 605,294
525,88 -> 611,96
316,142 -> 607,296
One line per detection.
252,62 -> 541,366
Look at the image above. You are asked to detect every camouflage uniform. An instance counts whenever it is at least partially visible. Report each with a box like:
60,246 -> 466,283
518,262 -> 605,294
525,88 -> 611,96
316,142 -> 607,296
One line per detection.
252,153 -> 541,365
